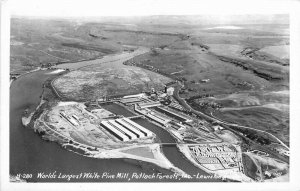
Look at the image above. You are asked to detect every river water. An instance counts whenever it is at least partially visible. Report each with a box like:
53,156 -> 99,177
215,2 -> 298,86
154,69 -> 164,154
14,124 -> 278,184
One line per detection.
10,70 -> 219,182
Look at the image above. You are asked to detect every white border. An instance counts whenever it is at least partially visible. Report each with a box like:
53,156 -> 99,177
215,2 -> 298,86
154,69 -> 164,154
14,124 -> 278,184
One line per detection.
1,0 -> 300,191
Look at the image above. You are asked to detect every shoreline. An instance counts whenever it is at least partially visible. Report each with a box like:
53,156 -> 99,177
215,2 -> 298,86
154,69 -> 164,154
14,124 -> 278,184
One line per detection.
17,67 -> 222,182
10,67 -> 43,87
22,111 -> 188,179
15,48 -> 248,182
19,77 -> 188,181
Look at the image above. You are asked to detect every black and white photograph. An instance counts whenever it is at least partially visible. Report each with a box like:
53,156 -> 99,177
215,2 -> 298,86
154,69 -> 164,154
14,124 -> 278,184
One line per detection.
1,0 -> 300,190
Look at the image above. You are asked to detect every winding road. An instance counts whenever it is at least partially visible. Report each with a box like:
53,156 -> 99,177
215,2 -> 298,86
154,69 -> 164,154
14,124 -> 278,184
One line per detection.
172,82 -> 290,151
49,45 -> 289,151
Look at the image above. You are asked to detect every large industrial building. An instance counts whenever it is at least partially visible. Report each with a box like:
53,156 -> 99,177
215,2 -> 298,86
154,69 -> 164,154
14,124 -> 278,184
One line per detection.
101,120 -> 129,141
100,118 -> 153,141
118,118 -> 152,137
120,97 -> 142,104
153,107 -> 192,123
116,119 -> 145,138
134,105 -> 171,126
120,94 -> 160,107
138,101 -> 161,109
120,93 -> 146,105
145,111 -> 171,125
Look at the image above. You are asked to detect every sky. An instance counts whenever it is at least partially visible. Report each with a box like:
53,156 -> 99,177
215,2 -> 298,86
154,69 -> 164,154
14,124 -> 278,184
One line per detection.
6,0 -> 296,18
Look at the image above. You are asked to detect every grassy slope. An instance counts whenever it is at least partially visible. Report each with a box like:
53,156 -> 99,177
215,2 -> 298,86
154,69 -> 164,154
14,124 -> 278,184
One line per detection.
10,18 -> 123,73
126,24 -> 289,144
11,18 -> 290,144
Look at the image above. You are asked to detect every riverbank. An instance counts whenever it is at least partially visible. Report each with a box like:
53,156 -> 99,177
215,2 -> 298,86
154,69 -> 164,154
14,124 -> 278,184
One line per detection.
88,144 -> 187,176
53,47 -> 149,70
23,108 -> 187,179
12,48 -> 227,182
24,104 -> 186,176
13,69 -> 207,182
10,67 -> 43,87
15,62 -> 192,182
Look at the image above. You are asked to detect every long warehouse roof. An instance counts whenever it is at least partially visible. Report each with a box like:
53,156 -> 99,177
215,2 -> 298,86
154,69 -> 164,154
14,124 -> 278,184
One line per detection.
101,121 -> 129,141
154,107 -> 191,122
115,119 -> 145,138
123,118 -> 152,136
108,120 -> 137,140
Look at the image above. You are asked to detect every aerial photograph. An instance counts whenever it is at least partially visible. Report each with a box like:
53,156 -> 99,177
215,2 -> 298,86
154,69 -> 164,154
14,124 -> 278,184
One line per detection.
9,13 -> 289,183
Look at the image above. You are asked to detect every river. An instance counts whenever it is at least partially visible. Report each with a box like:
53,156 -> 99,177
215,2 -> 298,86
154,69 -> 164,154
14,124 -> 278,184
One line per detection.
10,69 -> 219,182
101,103 -> 219,181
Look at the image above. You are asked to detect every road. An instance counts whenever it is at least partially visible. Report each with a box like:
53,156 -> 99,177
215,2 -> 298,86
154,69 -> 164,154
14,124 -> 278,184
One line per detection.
48,44 -> 289,151
172,82 -> 290,151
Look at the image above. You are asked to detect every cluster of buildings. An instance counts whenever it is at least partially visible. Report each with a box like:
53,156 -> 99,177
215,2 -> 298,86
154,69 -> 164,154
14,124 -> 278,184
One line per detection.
120,94 -> 149,105
153,107 -> 192,123
168,121 -> 186,130
57,102 -> 155,142
57,89 -> 212,145
189,144 -> 241,170
60,111 -> 80,127
100,118 -> 153,142
168,102 -> 184,111
135,104 -> 193,130
135,105 -> 171,126
120,93 -> 193,125
138,101 -> 161,109
120,94 -> 162,108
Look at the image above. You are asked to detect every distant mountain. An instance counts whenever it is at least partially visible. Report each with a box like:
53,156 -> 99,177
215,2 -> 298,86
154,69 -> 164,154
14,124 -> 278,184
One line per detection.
12,14 -> 289,26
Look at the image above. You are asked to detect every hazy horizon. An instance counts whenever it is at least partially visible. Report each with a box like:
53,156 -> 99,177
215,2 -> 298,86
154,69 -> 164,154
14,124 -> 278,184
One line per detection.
7,0 -> 291,24
11,14 -> 289,26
